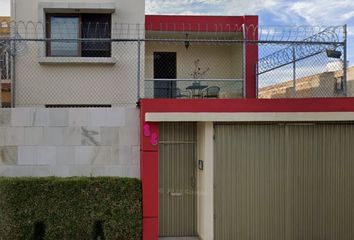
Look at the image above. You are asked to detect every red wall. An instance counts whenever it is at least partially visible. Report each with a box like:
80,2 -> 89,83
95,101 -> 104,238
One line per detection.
146,15 -> 245,32
141,98 -> 354,113
140,111 -> 159,240
244,16 -> 258,98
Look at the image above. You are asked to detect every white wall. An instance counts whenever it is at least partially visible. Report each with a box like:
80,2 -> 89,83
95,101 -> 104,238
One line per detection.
145,42 -> 243,80
197,122 -> 214,240
12,0 -> 145,29
11,0 -> 145,107
0,107 -> 140,178
14,43 -> 143,107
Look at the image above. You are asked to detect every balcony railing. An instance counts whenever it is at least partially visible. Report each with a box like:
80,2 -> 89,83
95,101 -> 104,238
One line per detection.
144,79 -> 244,99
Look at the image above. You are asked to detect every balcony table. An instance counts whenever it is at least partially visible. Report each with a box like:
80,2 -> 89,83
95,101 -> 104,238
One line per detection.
186,84 -> 208,98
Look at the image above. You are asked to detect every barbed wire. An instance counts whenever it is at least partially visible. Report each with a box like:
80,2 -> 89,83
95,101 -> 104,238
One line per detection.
0,21 -> 345,42
258,26 -> 345,74
0,21 -> 347,101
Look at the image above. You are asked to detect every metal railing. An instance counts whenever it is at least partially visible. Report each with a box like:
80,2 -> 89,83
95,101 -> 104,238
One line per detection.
144,79 -> 244,99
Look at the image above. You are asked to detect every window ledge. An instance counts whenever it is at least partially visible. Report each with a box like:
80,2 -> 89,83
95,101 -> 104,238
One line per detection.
39,57 -> 117,65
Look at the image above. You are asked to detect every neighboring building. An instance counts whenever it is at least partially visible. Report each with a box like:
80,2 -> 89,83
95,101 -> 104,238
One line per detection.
1,1 -> 354,240
347,66 -> 354,96
0,17 -> 10,36
0,16 -> 11,107
259,66 -> 354,98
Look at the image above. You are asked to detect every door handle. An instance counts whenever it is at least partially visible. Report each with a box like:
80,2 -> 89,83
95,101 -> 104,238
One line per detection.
170,192 -> 183,197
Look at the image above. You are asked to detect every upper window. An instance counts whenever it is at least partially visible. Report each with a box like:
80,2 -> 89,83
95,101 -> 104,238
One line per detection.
46,13 -> 111,57
0,52 -> 10,80
1,22 -> 8,28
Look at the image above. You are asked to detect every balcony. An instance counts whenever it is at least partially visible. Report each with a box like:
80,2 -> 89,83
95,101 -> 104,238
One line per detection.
143,25 -> 348,100
144,79 -> 244,99
143,33 -> 245,99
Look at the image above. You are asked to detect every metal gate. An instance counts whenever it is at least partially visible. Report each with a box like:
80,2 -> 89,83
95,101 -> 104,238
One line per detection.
214,123 -> 354,240
159,122 -> 197,237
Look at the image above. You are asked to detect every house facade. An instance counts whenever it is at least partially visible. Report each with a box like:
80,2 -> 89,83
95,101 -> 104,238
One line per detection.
1,0 -> 354,240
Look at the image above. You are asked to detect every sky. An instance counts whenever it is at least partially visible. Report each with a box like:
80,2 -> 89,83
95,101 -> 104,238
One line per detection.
146,0 -> 354,65
0,0 -> 353,64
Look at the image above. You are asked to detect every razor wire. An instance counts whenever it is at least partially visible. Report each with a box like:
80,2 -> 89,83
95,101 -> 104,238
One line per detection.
1,21 -> 344,40
257,25 -> 347,99
0,21 -> 348,107
258,26 -> 344,75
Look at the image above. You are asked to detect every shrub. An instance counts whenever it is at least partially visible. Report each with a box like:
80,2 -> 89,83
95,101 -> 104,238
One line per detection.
0,177 -> 141,240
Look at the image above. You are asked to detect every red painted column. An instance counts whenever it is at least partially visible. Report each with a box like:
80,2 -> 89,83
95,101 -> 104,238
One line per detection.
140,104 -> 159,240
141,151 -> 158,239
244,15 -> 259,98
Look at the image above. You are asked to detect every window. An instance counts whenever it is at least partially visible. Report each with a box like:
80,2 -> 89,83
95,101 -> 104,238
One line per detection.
0,52 -> 10,80
1,22 -> 8,28
335,76 -> 344,91
46,13 -> 111,57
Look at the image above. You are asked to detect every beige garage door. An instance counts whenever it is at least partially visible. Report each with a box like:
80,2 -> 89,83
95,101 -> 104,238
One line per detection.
214,123 -> 354,240
159,122 -> 197,237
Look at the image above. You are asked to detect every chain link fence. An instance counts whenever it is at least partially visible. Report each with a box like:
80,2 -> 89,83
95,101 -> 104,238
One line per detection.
0,22 -> 348,107
257,26 -> 347,98
11,39 -> 143,107
1,38 -> 245,106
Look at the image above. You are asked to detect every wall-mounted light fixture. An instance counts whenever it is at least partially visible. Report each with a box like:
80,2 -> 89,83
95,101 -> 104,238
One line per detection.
185,33 -> 190,50
326,49 -> 342,59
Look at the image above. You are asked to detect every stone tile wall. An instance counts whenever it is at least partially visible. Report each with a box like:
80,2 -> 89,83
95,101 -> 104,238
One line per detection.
0,107 -> 140,178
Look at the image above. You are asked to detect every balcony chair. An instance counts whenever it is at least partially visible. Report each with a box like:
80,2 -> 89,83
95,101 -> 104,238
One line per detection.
202,86 -> 220,98
176,88 -> 191,98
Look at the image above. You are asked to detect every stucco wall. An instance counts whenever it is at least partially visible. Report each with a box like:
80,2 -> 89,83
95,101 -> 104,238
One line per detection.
14,42 -> 143,106
145,42 -> 243,80
0,107 -> 140,178
11,0 -> 145,107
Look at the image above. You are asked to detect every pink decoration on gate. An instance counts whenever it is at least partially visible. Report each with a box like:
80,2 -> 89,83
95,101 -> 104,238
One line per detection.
144,123 -> 151,137
150,133 -> 158,146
